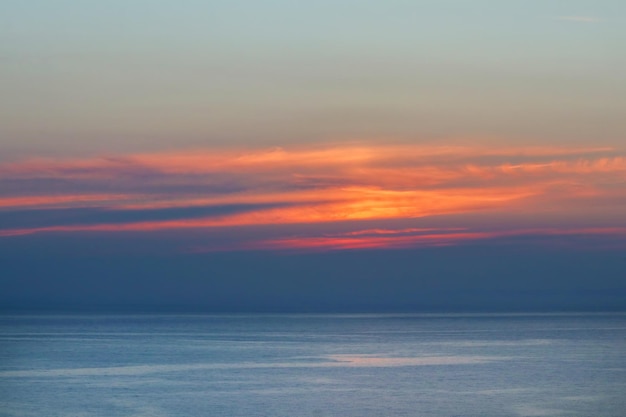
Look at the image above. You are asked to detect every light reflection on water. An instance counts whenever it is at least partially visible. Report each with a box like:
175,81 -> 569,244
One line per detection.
1,313 -> 625,417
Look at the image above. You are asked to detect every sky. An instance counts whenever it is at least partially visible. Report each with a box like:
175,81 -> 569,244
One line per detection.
1,0 -> 625,312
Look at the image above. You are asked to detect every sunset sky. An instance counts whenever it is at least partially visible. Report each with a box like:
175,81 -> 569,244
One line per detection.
1,1 -> 625,312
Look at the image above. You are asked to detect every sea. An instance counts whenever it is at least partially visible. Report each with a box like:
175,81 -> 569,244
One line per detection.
1,313 -> 625,417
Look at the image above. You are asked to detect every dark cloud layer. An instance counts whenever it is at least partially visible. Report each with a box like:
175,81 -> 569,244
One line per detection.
0,202 -> 292,230
2,234 -> 625,313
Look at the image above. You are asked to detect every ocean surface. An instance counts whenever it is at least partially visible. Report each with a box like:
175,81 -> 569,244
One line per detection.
1,313 -> 625,417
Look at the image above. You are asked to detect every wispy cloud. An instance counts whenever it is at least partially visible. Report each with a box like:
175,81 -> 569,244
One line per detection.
189,227 -> 626,253
1,142 -> 625,251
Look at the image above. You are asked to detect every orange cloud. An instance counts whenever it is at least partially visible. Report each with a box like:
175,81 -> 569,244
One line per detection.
1,143 -> 617,179
0,185 -> 536,237
1,142 -> 625,247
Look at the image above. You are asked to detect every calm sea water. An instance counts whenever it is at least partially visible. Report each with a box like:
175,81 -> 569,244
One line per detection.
1,313 -> 625,417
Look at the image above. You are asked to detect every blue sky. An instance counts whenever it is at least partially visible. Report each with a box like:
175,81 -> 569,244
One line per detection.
2,0 -> 624,156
